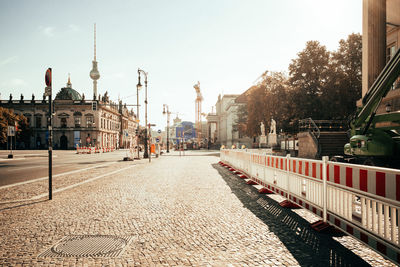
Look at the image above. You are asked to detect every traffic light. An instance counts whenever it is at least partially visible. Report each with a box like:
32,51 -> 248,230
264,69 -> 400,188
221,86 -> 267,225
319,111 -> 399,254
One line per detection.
92,102 -> 97,111
135,128 -> 139,135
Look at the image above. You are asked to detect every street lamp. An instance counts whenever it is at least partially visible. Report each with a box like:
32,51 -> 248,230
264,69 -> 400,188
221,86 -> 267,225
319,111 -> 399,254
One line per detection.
137,68 -> 149,158
163,104 -> 170,153
136,81 -> 141,159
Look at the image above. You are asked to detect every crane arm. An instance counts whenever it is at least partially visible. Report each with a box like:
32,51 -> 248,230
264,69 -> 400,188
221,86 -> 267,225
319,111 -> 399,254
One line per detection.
352,48 -> 400,133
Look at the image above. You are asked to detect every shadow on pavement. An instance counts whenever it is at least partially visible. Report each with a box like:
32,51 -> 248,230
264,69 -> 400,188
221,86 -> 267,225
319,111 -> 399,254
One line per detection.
77,161 -> 108,165
0,199 -> 47,212
213,163 -> 371,267
162,152 -> 220,157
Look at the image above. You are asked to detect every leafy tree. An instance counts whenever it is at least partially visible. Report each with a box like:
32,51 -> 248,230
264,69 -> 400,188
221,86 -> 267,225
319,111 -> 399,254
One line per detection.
0,107 -> 17,144
16,115 -> 32,148
322,33 -> 362,119
243,33 -> 362,135
246,71 -> 291,136
288,41 -> 330,120
234,103 -> 248,137
0,107 -> 31,147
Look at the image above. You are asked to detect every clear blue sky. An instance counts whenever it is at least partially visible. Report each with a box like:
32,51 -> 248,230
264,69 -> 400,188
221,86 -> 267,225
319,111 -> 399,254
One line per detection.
0,0 -> 362,130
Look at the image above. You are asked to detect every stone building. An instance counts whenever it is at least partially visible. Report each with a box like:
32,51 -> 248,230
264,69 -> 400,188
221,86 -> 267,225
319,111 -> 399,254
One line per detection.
207,94 -> 252,148
0,77 -> 137,150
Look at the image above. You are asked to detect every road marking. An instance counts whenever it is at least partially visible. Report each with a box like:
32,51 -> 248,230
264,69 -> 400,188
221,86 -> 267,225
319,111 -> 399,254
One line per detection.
0,162 -> 115,189
0,164 -> 136,204
0,158 -> 26,162
5,165 -> 43,171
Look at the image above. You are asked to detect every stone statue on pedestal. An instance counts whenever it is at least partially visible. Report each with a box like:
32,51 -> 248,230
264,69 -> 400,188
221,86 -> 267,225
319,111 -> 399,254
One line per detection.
259,121 -> 267,147
260,121 -> 266,136
270,118 -> 276,134
268,117 -> 278,146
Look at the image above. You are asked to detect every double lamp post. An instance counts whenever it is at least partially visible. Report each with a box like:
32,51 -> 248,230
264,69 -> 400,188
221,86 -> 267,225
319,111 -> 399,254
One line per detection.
162,104 -> 170,153
137,68 -> 149,159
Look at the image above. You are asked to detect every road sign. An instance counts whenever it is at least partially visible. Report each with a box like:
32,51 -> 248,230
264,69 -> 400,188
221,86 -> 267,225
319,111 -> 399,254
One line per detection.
156,138 -> 160,143
45,68 -> 52,87
157,129 -> 161,133
44,86 -> 51,97
7,126 -> 15,136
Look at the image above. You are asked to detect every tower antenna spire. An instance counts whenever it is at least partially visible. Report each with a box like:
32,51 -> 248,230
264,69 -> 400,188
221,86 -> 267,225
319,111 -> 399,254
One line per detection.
90,23 -> 100,100
94,23 -> 96,61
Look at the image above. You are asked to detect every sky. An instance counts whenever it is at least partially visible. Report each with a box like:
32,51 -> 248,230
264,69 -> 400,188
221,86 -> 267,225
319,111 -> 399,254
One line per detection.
0,0 -> 362,131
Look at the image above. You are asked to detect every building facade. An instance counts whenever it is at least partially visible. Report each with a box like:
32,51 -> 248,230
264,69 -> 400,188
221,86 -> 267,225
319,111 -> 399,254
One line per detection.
207,94 -> 252,148
0,78 -> 137,150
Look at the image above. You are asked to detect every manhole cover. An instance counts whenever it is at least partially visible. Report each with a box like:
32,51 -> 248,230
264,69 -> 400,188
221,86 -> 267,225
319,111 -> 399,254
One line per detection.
39,235 -> 133,258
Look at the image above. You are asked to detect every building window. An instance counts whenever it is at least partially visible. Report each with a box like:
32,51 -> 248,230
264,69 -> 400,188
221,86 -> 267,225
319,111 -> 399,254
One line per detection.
35,116 -> 42,128
74,117 -> 81,128
86,116 -> 94,127
387,44 -> 396,62
61,118 -> 67,128
387,44 -> 399,90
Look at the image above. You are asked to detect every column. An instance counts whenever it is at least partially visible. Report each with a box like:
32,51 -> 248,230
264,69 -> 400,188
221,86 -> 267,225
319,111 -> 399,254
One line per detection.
362,0 -> 386,97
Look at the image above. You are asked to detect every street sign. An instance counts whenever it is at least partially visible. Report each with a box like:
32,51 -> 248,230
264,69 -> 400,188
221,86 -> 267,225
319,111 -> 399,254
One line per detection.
44,86 -> 51,97
45,68 -> 52,87
157,129 -> 161,134
7,126 -> 15,136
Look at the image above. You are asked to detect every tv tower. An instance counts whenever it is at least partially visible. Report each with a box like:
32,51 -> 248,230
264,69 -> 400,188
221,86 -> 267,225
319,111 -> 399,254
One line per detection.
90,23 -> 100,100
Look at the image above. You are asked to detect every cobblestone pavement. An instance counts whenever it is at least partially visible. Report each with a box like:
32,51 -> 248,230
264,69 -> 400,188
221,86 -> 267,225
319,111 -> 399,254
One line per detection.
0,151 -> 395,266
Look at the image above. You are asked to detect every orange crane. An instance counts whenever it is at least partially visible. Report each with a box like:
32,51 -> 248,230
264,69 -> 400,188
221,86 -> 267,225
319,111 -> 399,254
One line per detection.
193,81 -> 203,148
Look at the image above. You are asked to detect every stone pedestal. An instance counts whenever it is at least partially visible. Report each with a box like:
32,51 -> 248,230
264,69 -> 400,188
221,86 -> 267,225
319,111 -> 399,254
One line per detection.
268,134 -> 277,146
259,135 -> 267,147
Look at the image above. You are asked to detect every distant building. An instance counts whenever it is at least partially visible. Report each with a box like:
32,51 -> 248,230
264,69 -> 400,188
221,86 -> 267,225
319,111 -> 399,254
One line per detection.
0,77 -> 136,150
175,121 -> 195,145
207,93 -> 252,148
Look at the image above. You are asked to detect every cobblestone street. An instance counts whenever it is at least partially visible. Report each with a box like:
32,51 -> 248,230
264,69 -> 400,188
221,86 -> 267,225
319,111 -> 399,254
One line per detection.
0,151 -> 395,266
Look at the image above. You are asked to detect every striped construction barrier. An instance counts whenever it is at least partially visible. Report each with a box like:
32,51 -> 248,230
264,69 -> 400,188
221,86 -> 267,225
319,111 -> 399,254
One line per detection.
220,149 -> 400,265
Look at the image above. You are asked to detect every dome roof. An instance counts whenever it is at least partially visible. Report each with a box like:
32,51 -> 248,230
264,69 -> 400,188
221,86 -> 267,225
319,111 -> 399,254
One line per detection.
55,87 -> 82,101
55,75 -> 82,101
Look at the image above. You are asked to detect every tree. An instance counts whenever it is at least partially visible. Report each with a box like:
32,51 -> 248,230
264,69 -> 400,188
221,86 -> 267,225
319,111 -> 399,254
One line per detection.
234,103 -> 248,137
288,41 -> 331,121
242,33 -> 362,135
322,33 -> 362,119
246,71 -> 291,136
0,107 -> 31,148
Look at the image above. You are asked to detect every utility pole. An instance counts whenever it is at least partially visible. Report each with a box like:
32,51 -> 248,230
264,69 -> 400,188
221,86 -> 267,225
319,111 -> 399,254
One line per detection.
45,68 -> 53,200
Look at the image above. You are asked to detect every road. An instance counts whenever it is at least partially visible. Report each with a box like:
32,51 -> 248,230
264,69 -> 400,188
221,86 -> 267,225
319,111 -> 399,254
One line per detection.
0,149 -> 132,186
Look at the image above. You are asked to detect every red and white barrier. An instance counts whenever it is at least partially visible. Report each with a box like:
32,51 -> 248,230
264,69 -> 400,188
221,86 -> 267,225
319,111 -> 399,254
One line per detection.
220,149 -> 400,265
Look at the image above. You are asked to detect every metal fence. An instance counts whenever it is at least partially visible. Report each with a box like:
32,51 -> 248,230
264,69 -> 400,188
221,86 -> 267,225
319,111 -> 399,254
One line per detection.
220,149 -> 400,264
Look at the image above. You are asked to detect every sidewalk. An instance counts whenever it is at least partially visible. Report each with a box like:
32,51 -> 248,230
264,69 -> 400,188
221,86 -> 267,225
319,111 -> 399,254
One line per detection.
0,151 -> 395,266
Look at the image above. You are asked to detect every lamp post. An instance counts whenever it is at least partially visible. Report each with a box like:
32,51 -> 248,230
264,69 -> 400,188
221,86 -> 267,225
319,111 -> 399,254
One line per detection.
162,104 -> 170,153
137,68 -> 149,158
136,82 -> 140,159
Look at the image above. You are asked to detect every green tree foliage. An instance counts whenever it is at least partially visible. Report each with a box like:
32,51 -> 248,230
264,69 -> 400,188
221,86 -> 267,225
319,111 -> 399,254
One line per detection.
0,107 -> 32,147
234,103 -> 248,137
288,40 -> 330,120
244,33 -> 362,135
246,71 -> 291,136
322,33 -> 362,119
